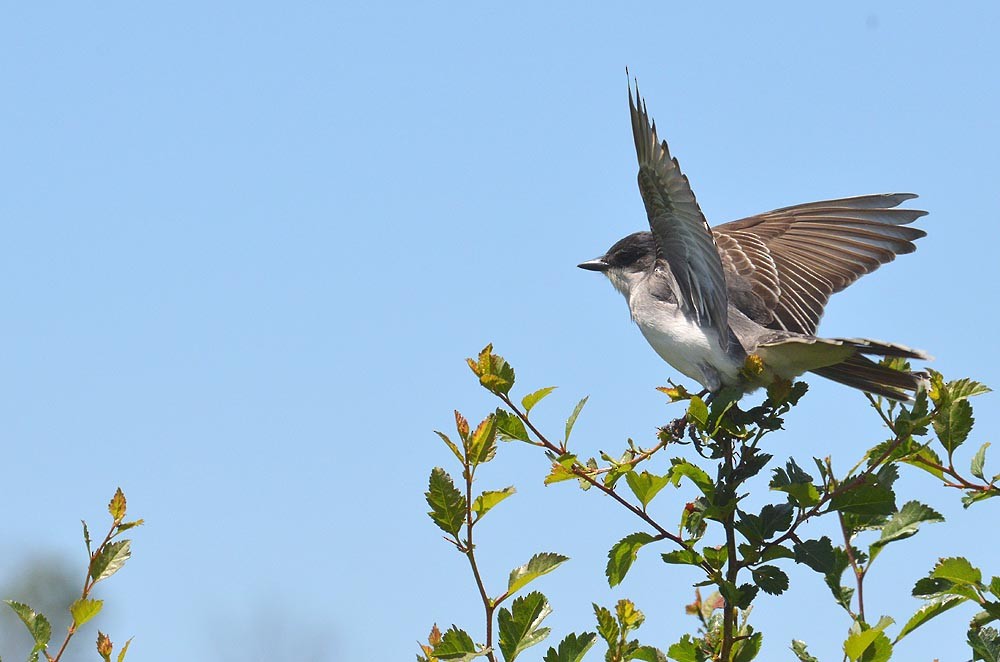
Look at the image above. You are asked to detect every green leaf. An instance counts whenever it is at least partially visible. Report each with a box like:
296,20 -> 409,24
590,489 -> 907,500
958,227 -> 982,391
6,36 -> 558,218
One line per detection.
564,397 -> 589,445
790,640 -> 819,662
626,470 -> 671,509
758,503 -> 794,540
4,601 -> 51,646
108,488 -> 127,522
70,598 -> 104,627
793,537 -> 836,574
662,549 -> 704,566
593,603 -> 618,647
508,552 -> 569,596
498,592 -> 552,662
615,598 -> 644,632
972,443 -> 991,481
895,595 -> 967,642
631,646 -> 668,662
991,576 -> 1000,600
117,637 -> 133,662
522,387 -> 557,415
932,557 -> 982,585
752,565 -> 789,595
844,616 -> 893,661
666,634 -> 707,662
829,481 -> 896,517
703,546 -> 727,570
869,501 -> 944,561
770,459 -> 820,506
686,397 -> 709,429
668,459 -> 715,499
470,345 -> 516,396
543,632 -> 597,662
544,453 -> 578,485
435,431 -> 465,463
426,467 -> 467,537
933,398 -> 974,455
606,533 -> 656,587
948,378 -> 991,401
90,540 -> 132,583
732,631 -> 762,662
495,410 -> 531,443
472,487 -> 516,522
962,489 -> 1000,509
433,625 -> 483,660
468,415 -> 498,465
968,626 -> 1000,662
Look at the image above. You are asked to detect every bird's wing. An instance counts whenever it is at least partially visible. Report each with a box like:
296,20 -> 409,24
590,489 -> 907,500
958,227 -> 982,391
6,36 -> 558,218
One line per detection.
713,193 -> 927,335
630,84 -> 730,348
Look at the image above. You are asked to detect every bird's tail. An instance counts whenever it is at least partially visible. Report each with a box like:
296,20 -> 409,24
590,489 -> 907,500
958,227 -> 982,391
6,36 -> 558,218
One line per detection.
756,336 -> 930,401
810,339 -> 929,401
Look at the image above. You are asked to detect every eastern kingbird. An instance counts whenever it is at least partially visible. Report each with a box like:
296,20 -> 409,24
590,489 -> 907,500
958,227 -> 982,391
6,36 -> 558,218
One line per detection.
579,83 -> 929,401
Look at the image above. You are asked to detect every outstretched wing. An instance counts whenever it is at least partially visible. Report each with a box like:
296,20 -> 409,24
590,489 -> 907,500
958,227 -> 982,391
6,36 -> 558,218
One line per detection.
713,193 -> 927,335
630,84 -> 730,348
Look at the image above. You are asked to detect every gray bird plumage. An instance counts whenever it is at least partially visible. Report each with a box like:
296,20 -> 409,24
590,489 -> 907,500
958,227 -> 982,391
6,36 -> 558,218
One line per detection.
579,82 -> 930,401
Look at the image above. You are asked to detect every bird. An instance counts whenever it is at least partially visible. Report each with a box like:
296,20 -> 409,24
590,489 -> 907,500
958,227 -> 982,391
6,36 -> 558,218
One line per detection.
578,82 -> 930,401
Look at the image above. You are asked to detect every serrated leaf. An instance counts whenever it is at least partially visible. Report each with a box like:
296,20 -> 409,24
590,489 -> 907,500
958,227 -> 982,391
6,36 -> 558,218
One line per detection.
631,646 -> 668,662
869,501 -> 945,561
973,443 -> 991,481
686,396 -> 709,430
829,482 -> 896,516
949,378 -> 991,401
4,601 -> 51,646
542,632 -> 597,662
426,468 -> 467,537
703,546 -> 726,570
968,626 -> 1000,662
70,598 -> 104,627
793,537 -> 836,574
732,631 -> 762,662
495,410 -> 530,443
593,603 -> 618,647
472,487 -> 515,522
992,577 -> 1000,600
117,637 -> 133,662
468,415 -> 498,465
758,503 -> 793,540
933,398 -> 974,455
508,553 -> 569,596
471,345 -> 516,396
844,616 -> 893,661
455,410 -> 471,442
108,488 -> 127,522
83,520 -> 92,551
522,387 -> 557,415
668,459 -> 715,499
895,595 -> 967,642
606,533 -> 656,587
545,454 -> 578,485
436,431 -> 465,462
498,592 -> 552,662
790,640 -> 819,662
769,460 -> 820,506
752,565 -> 789,595
433,625 -> 482,660
932,557 -> 982,585
115,519 -> 144,533
962,489 -> 1000,508
615,598 -> 644,632
626,470 -> 671,509
667,634 -> 706,662
90,540 -> 131,583
662,549 -> 704,566
564,397 -> 589,445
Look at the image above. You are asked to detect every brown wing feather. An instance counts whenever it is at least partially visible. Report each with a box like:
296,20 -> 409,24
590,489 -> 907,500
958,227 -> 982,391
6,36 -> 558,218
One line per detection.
713,194 -> 927,334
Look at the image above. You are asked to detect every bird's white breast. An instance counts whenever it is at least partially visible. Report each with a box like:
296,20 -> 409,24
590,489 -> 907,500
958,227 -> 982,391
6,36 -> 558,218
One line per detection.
628,286 -> 742,390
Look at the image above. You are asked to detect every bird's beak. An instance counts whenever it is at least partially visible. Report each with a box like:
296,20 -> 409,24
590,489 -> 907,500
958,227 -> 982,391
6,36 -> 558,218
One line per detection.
577,257 -> 609,272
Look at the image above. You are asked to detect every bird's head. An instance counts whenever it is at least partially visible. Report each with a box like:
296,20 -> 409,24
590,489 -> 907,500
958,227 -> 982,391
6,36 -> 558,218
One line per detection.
577,231 -> 657,297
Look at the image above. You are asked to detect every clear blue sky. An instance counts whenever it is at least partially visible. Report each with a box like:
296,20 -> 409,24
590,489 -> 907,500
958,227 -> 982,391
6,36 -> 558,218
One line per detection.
1,2 -> 998,660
